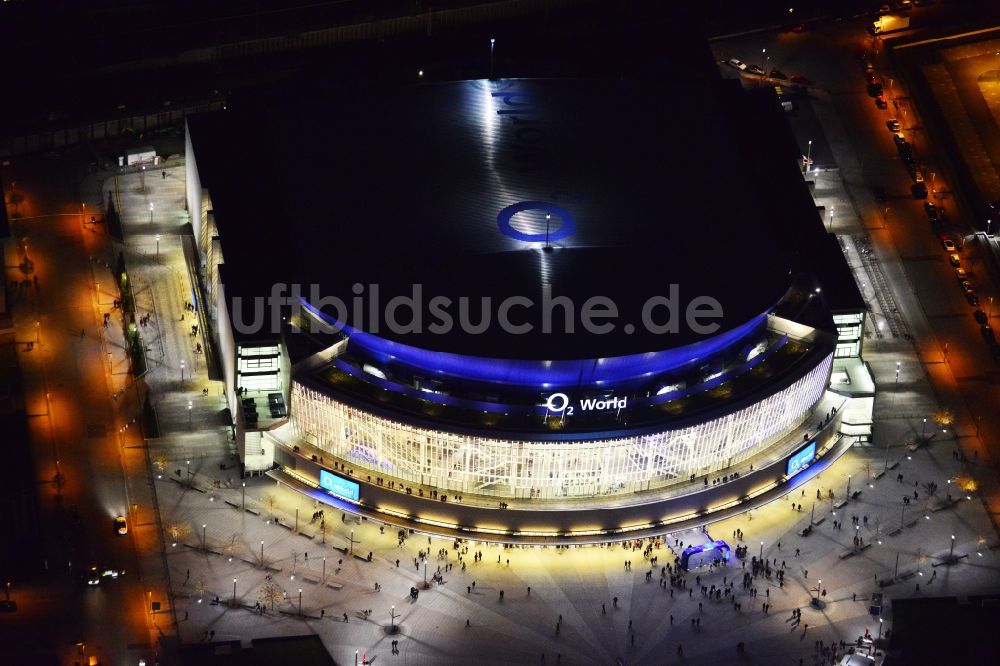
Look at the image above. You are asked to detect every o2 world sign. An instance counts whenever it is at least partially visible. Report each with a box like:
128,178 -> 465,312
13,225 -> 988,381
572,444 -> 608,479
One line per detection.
544,392 -> 628,417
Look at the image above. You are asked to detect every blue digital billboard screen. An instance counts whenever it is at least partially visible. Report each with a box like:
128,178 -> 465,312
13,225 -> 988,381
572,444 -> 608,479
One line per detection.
786,441 -> 817,477
319,469 -> 360,501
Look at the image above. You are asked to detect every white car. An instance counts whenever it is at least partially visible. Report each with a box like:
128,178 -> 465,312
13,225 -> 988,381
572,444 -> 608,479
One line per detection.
727,58 -> 748,71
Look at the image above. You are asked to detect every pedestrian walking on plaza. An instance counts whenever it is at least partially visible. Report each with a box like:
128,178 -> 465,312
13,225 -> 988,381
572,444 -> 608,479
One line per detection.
466,619 -> 470,628
677,643 -> 683,657
500,590 -> 504,601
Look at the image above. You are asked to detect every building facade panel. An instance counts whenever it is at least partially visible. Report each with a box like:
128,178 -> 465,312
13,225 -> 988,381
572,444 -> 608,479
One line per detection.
289,353 -> 833,499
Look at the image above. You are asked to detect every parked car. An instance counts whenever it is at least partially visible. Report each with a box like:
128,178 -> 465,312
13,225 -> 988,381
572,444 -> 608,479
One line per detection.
982,324 -> 995,344
114,515 -> 128,536
868,82 -> 884,97
875,96 -> 888,109
770,69 -> 788,80
960,280 -> 975,295
967,291 -> 980,306
747,64 -> 765,75
942,238 -> 956,252
974,309 -> 988,325
727,59 -> 748,71
790,74 -> 812,85
949,253 -> 962,267
955,267 -> 969,281
924,202 -> 939,221
887,119 -> 901,131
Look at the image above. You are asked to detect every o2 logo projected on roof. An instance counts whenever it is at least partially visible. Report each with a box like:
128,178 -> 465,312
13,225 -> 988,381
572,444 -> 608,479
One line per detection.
544,392 -> 627,416
497,201 -> 576,243
319,469 -> 360,501
786,441 -> 817,477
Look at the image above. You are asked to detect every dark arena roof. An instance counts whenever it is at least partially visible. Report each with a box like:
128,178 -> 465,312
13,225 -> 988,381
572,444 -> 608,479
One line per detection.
191,79 -> 856,349
190,15 -> 861,411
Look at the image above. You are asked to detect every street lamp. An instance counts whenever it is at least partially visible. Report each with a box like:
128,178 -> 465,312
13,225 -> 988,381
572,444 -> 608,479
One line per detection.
846,474 -> 852,498
895,362 -> 900,392
759,541 -> 764,560
298,588 -> 302,616
186,459 -> 191,482
322,557 -> 327,580
242,482 -> 246,511
181,360 -> 185,382
202,523 -> 207,550
489,38 -> 496,80
921,418 -> 927,439
233,578 -> 237,607
806,139 -> 813,169
544,213 -> 552,251
391,604 -> 399,630
350,528 -> 354,555
155,234 -> 160,259
188,400 -> 193,428
260,540 -> 265,566
295,506 -> 299,533
149,202 -> 154,224
878,617 -> 884,642
35,320 -> 39,343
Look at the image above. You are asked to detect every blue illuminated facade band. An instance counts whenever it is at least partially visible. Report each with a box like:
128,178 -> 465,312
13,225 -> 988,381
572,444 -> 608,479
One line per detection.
300,299 -> 769,392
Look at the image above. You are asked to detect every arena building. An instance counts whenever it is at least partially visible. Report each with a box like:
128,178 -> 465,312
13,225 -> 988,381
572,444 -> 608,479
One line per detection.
184,39 -> 873,542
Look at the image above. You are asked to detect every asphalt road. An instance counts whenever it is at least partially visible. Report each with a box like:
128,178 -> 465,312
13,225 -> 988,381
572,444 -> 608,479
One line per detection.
711,3 -> 1000,535
1,153 -> 155,665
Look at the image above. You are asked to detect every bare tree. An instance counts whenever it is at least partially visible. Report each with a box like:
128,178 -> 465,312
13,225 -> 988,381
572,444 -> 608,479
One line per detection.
318,519 -> 330,545
915,548 -> 928,573
153,453 -> 169,475
258,580 -> 284,611
193,577 -> 208,603
223,534 -> 241,560
261,492 -> 278,518
167,522 -> 192,542
931,408 -> 955,428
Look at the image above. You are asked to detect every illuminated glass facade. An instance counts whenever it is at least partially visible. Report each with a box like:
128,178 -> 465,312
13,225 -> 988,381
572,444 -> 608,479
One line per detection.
289,353 -> 833,499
